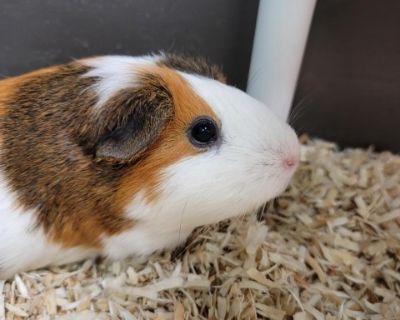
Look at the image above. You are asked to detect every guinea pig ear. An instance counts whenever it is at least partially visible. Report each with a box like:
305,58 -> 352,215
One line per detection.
94,84 -> 173,163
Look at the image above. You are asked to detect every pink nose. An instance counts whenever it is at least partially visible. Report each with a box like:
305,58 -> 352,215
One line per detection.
282,155 -> 299,169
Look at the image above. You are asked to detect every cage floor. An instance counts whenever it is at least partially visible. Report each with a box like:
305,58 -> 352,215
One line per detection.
1,138 -> 400,320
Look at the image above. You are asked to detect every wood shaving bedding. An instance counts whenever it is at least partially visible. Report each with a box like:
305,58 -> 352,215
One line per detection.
1,138 -> 400,320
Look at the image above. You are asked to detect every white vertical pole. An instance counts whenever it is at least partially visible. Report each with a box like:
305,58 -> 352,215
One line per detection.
247,0 -> 317,121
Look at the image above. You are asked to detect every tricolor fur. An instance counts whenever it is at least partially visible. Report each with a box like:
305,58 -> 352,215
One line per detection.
0,53 -> 299,278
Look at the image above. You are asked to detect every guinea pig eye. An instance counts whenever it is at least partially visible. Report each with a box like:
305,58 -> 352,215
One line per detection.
188,117 -> 219,148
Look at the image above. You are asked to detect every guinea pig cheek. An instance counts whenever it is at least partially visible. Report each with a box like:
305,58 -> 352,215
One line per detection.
115,136 -> 196,206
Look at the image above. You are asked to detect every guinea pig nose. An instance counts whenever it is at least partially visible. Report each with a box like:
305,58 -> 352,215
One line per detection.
282,155 -> 299,169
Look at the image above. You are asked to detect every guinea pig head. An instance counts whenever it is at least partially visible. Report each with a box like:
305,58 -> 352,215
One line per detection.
83,56 -> 300,253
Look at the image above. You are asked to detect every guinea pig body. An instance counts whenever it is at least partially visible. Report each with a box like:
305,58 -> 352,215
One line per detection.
0,54 -> 299,279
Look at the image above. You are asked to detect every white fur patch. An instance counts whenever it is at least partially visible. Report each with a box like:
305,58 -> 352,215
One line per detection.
82,55 -> 160,110
0,172 -> 97,279
103,192 -> 192,259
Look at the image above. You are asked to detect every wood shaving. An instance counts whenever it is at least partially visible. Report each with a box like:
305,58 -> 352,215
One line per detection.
1,138 -> 400,319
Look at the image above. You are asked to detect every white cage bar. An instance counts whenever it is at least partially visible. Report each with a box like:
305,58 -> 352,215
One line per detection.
247,0 -> 317,121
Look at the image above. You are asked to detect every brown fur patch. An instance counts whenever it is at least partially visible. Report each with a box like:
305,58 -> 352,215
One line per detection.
159,53 -> 227,83
0,67 -> 58,116
0,62 -> 133,248
0,58 -> 218,249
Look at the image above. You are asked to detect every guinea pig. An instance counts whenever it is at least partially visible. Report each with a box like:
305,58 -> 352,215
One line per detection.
0,53 -> 300,279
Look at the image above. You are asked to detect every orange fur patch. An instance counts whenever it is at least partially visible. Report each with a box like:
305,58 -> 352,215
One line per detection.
116,66 -> 218,207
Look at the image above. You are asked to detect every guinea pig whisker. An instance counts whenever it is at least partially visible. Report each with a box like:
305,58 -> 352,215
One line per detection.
259,161 -> 275,167
178,200 -> 188,245
288,104 -> 301,126
288,93 -> 313,127
288,95 -> 307,122
237,213 -> 247,227
171,225 -> 210,262
247,65 -> 267,89
257,201 -> 271,221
